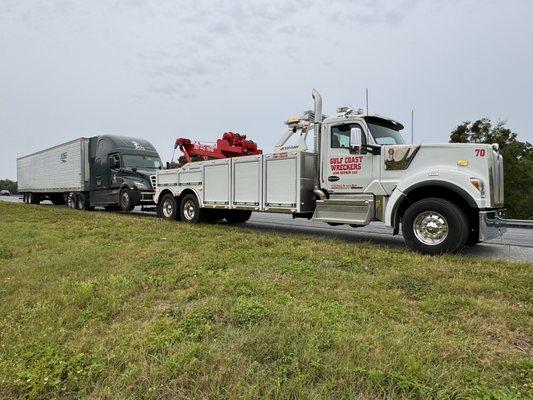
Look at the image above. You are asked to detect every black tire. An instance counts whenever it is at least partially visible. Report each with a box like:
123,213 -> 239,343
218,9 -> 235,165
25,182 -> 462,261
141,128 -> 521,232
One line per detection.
203,209 -> 225,223
158,193 -> 180,220
28,193 -> 40,205
180,194 -> 202,223
402,198 -> 468,255
225,210 -> 252,224
77,194 -> 90,210
22,193 -> 28,203
51,195 -> 66,206
119,188 -> 134,212
69,194 -> 78,209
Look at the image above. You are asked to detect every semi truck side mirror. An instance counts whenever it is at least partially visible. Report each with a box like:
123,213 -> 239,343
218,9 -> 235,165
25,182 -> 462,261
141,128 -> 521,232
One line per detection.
109,155 -> 120,170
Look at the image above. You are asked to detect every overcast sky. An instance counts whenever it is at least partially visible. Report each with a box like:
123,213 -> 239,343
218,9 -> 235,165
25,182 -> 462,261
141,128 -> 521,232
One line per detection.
1,0 -> 532,180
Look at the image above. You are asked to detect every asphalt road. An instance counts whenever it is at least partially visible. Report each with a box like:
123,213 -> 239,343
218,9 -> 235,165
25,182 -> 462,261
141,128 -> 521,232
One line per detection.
2,195 -> 532,263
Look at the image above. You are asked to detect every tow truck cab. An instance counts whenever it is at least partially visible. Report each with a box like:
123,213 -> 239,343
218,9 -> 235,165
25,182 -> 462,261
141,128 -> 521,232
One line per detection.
315,107 -> 505,252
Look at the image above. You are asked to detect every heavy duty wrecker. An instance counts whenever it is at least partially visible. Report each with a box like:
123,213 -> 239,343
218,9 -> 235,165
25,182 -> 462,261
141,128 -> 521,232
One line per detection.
155,90 -> 510,254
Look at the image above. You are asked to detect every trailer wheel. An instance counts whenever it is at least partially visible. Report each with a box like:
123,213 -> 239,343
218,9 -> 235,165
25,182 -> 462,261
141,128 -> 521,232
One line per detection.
158,193 -> 179,220
119,188 -> 134,212
225,210 -> 252,224
180,194 -> 202,223
28,193 -> 40,205
402,197 -> 468,255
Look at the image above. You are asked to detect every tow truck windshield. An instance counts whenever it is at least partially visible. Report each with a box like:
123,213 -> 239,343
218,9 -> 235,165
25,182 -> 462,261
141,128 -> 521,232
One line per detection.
365,117 -> 405,145
122,154 -> 162,169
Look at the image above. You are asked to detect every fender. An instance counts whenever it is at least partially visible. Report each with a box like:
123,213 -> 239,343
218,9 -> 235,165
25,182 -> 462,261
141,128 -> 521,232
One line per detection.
384,169 -> 483,228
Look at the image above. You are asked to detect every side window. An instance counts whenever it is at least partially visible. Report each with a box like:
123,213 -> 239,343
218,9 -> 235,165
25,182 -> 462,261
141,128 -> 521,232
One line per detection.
331,123 -> 366,149
109,154 -> 120,170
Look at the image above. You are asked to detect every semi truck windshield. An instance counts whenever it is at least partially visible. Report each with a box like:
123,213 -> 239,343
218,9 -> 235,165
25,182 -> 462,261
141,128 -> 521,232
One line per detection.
122,155 -> 162,169
365,117 -> 405,145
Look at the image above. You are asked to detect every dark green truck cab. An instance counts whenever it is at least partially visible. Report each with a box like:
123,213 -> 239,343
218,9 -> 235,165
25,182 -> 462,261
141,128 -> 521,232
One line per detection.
88,135 -> 161,211
18,134 -> 162,211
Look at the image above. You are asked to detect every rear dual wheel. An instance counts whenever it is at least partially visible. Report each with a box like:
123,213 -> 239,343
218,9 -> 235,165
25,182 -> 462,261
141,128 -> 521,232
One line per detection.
158,193 -> 252,224
180,194 -> 201,223
27,193 -> 40,205
225,210 -> 252,223
158,193 -> 180,220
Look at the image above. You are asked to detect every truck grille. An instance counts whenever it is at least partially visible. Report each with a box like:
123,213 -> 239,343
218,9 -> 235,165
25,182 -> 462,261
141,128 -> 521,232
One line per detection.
150,175 -> 157,190
491,150 -> 504,207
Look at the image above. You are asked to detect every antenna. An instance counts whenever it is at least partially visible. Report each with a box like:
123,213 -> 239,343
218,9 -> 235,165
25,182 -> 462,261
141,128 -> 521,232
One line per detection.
411,109 -> 414,144
365,88 -> 369,115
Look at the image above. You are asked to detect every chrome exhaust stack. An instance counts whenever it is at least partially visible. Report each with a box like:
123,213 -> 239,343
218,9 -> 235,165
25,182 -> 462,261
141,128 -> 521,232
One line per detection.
312,89 -> 324,197
312,89 -> 322,155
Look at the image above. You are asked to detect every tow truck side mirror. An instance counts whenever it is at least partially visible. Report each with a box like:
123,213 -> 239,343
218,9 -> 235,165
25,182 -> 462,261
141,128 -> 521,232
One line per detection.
350,127 -> 366,154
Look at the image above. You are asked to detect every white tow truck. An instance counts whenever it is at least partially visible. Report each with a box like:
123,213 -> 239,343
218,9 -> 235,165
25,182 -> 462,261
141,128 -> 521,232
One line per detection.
155,91 -> 506,254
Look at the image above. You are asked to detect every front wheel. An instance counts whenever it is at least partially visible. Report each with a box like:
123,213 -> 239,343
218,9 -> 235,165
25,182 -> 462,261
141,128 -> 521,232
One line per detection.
119,188 -> 134,212
402,198 -> 468,255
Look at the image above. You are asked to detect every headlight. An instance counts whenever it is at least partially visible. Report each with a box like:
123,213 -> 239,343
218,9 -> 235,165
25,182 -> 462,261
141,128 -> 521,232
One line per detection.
470,178 -> 485,198
132,180 -> 145,189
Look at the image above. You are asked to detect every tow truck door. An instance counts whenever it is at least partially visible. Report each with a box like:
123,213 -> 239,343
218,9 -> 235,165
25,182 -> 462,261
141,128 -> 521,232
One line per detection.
323,122 -> 374,194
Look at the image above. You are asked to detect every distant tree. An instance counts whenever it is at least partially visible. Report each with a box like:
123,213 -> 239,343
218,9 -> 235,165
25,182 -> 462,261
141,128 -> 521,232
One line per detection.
450,119 -> 533,219
0,179 -> 17,194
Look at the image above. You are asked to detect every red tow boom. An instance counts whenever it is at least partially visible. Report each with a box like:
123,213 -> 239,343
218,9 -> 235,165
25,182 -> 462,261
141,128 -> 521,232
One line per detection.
175,131 -> 262,163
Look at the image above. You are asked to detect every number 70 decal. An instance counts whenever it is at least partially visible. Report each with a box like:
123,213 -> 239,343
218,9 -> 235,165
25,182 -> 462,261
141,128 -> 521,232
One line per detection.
475,148 -> 486,157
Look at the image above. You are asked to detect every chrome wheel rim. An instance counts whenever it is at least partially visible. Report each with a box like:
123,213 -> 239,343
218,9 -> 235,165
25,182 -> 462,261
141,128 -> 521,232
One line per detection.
183,200 -> 196,220
162,199 -> 174,218
413,211 -> 448,245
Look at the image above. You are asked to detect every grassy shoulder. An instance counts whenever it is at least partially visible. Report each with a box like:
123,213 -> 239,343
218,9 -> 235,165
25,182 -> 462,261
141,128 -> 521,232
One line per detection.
0,203 -> 531,399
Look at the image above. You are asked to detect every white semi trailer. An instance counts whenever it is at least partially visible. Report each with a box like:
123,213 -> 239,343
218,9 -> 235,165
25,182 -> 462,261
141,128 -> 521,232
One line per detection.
155,91 -> 506,254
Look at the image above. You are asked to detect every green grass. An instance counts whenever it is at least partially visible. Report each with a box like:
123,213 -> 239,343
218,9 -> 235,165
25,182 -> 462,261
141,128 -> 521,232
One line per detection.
0,202 -> 531,399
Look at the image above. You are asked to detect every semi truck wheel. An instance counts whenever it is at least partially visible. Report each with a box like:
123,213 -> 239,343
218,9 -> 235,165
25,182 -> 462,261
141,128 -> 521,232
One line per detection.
77,194 -> 91,210
402,198 -> 468,255
28,193 -> 40,205
158,193 -> 180,220
225,210 -> 252,223
119,188 -> 134,212
69,194 -> 77,209
180,194 -> 202,223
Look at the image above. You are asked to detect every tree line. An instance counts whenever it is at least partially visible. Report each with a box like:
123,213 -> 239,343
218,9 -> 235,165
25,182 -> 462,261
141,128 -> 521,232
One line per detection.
0,179 -> 17,194
450,119 -> 533,220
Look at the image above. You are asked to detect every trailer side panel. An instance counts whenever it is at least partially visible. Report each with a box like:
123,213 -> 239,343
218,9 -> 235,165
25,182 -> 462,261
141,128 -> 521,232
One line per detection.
17,138 -> 89,193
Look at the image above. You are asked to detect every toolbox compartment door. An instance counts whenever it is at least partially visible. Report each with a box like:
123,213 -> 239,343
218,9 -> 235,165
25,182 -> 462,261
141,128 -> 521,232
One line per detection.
203,159 -> 230,205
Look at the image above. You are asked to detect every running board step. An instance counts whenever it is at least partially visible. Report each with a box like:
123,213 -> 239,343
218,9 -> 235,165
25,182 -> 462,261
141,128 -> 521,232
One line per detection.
312,195 -> 374,225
